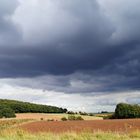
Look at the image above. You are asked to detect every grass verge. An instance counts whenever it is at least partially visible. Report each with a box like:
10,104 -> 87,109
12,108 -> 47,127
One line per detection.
0,129 -> 140,140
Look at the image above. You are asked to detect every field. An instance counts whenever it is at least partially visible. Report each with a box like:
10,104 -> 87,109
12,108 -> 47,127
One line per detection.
0,113 -> 140,140
21,119 -> 140,133
16,113 -> 102,121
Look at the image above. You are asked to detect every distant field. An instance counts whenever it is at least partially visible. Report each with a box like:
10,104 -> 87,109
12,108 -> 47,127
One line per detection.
15,113 -> 103,121
21,119 -> 140,133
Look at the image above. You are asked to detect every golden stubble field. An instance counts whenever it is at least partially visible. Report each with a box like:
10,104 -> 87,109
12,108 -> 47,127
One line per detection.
15,113 -> 103,121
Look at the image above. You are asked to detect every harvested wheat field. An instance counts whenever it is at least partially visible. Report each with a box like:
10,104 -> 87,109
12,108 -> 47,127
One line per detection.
21,119 -> 140,133
16,113 -> 102,121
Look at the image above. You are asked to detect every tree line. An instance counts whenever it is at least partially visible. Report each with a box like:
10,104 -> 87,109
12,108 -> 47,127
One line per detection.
0,99 -> 67,118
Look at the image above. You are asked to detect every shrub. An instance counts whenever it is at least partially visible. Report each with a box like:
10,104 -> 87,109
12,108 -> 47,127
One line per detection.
75,116 -> 84,120
89,113 -> 95,116
67,111 -> 75,114
61,117 -> 67,121
68,115 -> 84,121
101,111 -> 109,114
40,118 -> 44,121
79,112 -> 88,115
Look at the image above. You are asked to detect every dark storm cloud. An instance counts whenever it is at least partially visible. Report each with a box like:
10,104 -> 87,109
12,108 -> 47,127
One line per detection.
0,0 -> 140,94
0,0 -> 115,76
0,0 -> 21,45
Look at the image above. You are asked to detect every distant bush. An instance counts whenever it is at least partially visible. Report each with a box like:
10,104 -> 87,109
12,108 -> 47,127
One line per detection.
40,118 -> 44,121
114,103 -> 140,119
79,112 -> 88,115
89,113 -> 95,116
75,116 -> 84,120
101,111 -> 109,114
68,115 -> 84,121
0,105 -> 16,118
67,111 -> 75,114
47,119 -> 54,122
61,117 -> 67,121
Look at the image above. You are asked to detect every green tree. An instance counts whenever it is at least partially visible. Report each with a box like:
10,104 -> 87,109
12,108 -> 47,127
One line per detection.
114,103 -> 140,119
0,105 -> 16,118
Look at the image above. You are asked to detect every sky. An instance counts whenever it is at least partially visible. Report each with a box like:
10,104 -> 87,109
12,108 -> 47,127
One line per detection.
0,0 -> 140,112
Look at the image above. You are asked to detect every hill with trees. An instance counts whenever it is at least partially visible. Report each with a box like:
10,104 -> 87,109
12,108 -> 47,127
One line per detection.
0,99 -> 67,118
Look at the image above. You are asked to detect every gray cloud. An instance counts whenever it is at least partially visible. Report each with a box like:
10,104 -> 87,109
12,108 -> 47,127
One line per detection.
0,0 -> 140,111
0,80 -> 139,112
0,0 -> 21,45
0,0 -> 116,77
99,0 -> 140,44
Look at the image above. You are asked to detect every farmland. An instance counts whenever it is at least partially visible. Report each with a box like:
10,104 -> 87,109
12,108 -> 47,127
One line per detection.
0,101 -> 140,140
21,119 -> 140,133
0,118 -> 140,140
15,113 -> 102,121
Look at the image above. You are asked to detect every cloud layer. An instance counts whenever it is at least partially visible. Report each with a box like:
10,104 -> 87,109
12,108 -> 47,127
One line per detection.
0,0 -> 140,111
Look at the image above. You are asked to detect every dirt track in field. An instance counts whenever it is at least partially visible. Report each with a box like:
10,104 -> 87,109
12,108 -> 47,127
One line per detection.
21,119 -> 140,133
